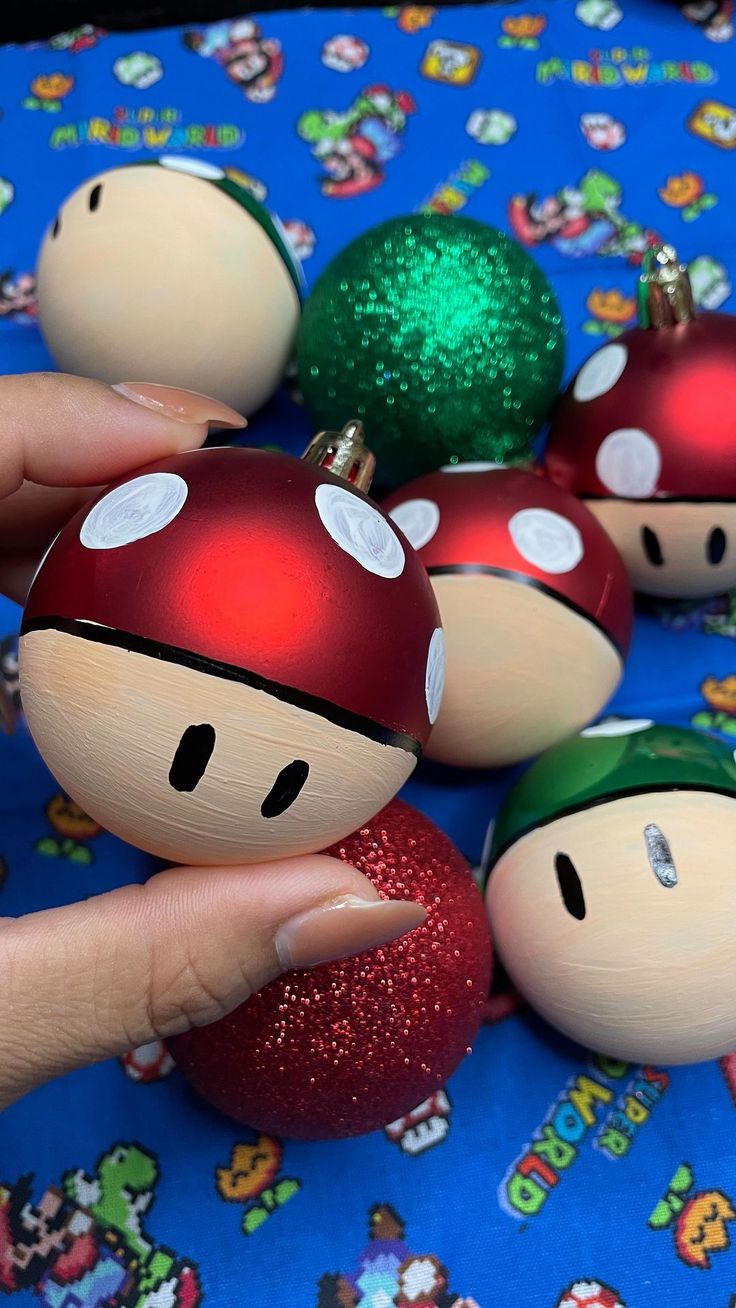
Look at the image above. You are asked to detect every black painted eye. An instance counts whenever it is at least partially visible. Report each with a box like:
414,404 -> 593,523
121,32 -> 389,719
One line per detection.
51,215 -> 60,239
641,526 -> 664,567
707,527 -> 726,566
555,852 -> 586,920
88,184 -> 103,212
169,724 -> 216,792
262,760 -> 310,819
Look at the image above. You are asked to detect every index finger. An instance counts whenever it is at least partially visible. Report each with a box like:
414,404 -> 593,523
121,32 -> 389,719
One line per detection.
0,373 -> 246,499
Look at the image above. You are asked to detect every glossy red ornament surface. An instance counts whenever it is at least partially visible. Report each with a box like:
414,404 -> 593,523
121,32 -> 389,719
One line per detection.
383,466 -> 632,654
546,314 -> 736,501
170,799 -> 492,1139
23,447 -> 441,747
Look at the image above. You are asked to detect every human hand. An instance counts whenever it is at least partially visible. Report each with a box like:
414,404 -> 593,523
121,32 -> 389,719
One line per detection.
0,372 -> 425,1110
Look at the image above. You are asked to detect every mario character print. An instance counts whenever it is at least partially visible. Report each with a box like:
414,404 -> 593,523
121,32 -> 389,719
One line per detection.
681,0 -> 734,42
0,270 -> 37,321
47,25 -> 105,53
184,18 -> 284,103
298,85 -> 416,197
509,170 -> 659,264
0,1144 -> 201,1305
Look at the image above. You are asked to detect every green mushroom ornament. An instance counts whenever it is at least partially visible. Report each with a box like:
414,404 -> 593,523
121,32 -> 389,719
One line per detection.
36,156 -> 302,416
485,719 -> 736,1065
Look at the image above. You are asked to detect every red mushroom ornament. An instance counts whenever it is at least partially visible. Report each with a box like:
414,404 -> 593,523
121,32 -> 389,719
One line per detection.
170,798 -> 492,1139
19,424 -> 443,865
546,244 -> 736,599
383,465 -> 632,769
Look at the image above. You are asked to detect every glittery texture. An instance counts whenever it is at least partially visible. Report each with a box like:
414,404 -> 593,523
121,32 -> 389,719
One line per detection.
170,799 -> 492,1139
296,214 -> 564,488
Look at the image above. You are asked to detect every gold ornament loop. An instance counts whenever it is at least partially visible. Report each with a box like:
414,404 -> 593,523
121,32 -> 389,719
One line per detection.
638,244 -> 695,329
302,419 -> 376,492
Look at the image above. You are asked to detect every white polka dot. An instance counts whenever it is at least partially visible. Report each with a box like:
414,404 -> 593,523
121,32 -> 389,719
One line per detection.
596,428 -> 661,499
573,342 -> 628,402
581,718 -> 653,738
315,484 -> 405,578
425,627 -> 445,725
440,461 -> 507,473
158,156 -> 225,180
388,499 -> 440,551
508,508 -> 584,575
80,473 -> 188,550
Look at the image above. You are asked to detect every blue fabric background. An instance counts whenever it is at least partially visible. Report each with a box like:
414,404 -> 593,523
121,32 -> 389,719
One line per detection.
2,3 -> 736,1304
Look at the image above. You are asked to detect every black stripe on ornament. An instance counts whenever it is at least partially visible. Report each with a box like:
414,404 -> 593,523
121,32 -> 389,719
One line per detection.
426,564 -> 626,657
485,782 -> 736,882
20,616 -> 421,757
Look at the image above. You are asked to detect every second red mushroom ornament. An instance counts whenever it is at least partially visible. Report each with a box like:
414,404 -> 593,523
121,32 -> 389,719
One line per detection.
546,244 -> 736,599
384,465 -> 633,769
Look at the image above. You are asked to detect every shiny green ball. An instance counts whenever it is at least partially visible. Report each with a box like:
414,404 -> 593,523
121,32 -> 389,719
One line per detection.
296,213 -> 564,488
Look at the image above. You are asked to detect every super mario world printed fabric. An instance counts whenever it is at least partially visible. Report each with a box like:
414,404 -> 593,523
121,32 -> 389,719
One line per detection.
2,2 -> 736,1305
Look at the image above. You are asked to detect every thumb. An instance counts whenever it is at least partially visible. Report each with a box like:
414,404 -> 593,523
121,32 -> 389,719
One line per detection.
0,856 -> 425,1109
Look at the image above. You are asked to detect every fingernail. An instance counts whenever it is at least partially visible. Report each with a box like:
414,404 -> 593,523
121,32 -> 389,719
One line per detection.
275,895 -> 426,971
111,382 -> 247,430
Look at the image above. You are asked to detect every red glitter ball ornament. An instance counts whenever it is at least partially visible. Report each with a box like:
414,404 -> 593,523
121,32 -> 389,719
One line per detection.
170,798 -> 492,1139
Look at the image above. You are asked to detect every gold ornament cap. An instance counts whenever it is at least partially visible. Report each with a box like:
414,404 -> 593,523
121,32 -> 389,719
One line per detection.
637,243 -> 695,329
302,419 -> 376,493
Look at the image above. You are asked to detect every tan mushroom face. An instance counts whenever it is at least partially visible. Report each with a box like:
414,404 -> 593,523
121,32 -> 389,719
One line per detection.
588,500 -> 736,599
20,628 -> 415,866
425,574 -> 622,769
487,790 -> 736,1063
36,163 -> 299,415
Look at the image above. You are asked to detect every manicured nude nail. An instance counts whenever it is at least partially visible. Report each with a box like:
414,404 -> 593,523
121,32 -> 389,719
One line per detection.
275,895 -> 426,970
111,382 -> 247,429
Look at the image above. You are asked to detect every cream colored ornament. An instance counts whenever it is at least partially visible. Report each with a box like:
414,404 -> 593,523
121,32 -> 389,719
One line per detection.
383,466 -> 633,769
485,720 -> 736,1064
425,574 -> 621,768
36,157 -> 302,417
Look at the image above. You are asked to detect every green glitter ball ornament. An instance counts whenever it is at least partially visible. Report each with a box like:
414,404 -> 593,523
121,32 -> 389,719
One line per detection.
296,213 -> 564,488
